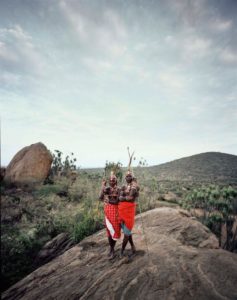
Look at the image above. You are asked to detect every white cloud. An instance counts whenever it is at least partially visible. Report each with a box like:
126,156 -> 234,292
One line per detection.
158,71 -> 185,92
134,43 -> 147,52
183,36 -> 212,59
164,35 -> 178,47
59,1 -> 127,58
167,0 -> 207,27
81,57 -> 113,74
0,40 -> 17,61
0,25 -> 46,77
0,72 -> 21,86
220,48 -> 237,64
210,19 -> 233,32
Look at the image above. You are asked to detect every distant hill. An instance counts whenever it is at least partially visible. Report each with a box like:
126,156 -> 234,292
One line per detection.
147,152 -> 237,183
82,152 -> 237,183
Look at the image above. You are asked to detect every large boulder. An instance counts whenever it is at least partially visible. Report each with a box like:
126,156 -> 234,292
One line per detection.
5,142 -> 52,184
2,207 -> 237,300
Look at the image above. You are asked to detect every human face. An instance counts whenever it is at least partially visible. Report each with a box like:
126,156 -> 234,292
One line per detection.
109,178 -> 117,187
125,175 -> 132,183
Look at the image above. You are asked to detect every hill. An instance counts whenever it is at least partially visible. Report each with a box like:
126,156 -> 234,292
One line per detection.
145,152 -> 237,183
2,208 -> 237,300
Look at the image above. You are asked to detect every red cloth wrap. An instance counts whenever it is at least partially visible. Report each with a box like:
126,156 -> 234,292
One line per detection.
118,202 -> 136,231
104,203 -> 121,240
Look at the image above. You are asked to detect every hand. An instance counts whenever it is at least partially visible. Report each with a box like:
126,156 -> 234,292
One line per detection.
104,187 -> 110,194
104,197 -> 109,204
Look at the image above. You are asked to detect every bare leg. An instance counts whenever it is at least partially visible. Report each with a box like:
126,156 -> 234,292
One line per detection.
128,235 -> 136,254
120,235 -> 129,257
108,236 -> 116,259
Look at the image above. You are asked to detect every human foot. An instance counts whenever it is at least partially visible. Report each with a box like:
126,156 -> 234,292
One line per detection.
131,245 -> 136,254
108,250 -> 115,260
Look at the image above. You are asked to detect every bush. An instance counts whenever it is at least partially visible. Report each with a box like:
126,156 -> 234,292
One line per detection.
34,184 -> 68,197
181,185 -> 237,251
51,150 -> 77,177
35,215 -> 71,239
71,212 -> 103,243
1,227 -> 43,292
104,161 -> 123,182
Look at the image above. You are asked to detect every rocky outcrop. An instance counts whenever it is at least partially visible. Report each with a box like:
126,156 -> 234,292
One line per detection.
163,191 -> 180,202
2,208 -> 237,300
5,143 -> 53,184
34,233 -> 75,267
0,167 -> 6,181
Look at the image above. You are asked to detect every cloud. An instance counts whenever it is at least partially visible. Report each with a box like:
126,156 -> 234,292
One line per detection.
183,36 -> 212,59
0,25 -> 45,77
59,1 -> 127,58
158,71 -> 185,91
167,0 -> 208,28
219,47 -> 237,64
81,57 -> 113,74
0,72 -> 21,87
163,33 -> 212,66
1,0 -> 236,167
210,19 -> 233,32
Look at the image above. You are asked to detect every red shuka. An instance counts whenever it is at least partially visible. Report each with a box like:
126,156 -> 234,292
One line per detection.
118,201 -> 136,231
104,203 -> 121,240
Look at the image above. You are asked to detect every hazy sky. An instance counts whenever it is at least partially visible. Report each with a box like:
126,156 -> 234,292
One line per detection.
1,0 -> 237,168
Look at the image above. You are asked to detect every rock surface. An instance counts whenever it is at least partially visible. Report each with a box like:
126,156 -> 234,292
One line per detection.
163,191 -> 180,202
0,167 -> 6,181
34,233 -> 75,267
5,143 -> 52,184
2,208 -> 237,300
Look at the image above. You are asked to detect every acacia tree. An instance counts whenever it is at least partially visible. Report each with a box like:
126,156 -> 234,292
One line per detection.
51,150 -> 77,177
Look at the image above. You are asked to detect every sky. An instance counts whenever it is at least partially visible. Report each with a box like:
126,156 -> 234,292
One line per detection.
0,0 -> 237,168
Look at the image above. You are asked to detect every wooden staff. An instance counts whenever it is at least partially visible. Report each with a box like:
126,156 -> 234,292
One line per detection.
126,146 -> 150,260
127,146 -> 135,173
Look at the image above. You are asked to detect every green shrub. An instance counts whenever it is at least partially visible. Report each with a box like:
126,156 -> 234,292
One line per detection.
68,185 -> 86,202
104,161 -> 123,182
35,215 -> 71,239
71,211 -> 103,243
50,150 -> 77,177
1,227 -> 44,292
181,185 -> 237,251
34,184 -> 67,197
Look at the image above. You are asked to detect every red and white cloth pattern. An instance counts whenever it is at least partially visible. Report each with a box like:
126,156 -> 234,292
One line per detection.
104,203 -> 121,240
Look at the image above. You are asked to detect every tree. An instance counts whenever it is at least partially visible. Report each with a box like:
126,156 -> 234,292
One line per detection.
51,150 -> 77,177
104,161 -> 123,182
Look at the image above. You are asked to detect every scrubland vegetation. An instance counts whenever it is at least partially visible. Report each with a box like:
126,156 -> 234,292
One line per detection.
1,151 -> 237,292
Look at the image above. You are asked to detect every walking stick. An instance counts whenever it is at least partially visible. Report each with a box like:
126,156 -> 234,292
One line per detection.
96,168 -> 107,217
86,169 -> 106,260
127,147 -> 150,259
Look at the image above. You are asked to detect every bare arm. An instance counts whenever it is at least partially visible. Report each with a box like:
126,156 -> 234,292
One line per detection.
126,187 -> 137,201
99,179 -> 107,201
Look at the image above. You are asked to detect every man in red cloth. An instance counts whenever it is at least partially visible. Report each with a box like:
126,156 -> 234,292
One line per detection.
119,170 -> 139,257
99,173 -> 121,259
